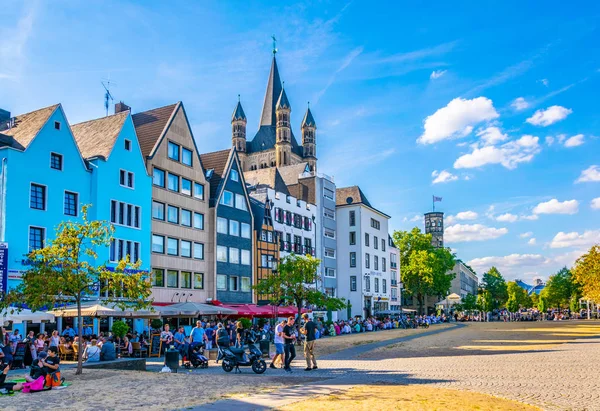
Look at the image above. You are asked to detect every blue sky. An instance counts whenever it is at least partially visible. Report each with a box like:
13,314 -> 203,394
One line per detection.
2,1 -> 599,282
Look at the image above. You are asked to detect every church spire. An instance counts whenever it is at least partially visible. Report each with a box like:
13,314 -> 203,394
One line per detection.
259,52 -> 283,127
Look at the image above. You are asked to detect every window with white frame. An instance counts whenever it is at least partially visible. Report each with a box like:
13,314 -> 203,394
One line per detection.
241,223 -> 251,239
220,190 -> 234,206
119,169 -> 134,188
217,275 -> 227,290
324,207 -> 335,220
325,268 -> 336,278
241,249 -> 250,265
110,200 -> 141,228
217,217 -> 228,234
241,277 -> 251,292
235,193 -> 247,211
324,188 -> 334,200
28,226 -> 45,252
229,276 -> 239,291
64,191 -> 78,216
229,247 -> 240,264
350,275 -> 357,292
230,169 -> 239,181
217,246 -> 228,262
325,248 -> 335,258
110,239 -> 141,263
229,220 -> 239,236
30,183 -> 46,210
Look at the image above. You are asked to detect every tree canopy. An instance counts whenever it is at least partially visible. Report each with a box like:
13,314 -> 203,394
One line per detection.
572,245 -> 600,304
541,267 -> 580,309
0,206 -> 152,375
481,267 -> 508,310
253,254 -> 346,320
393,228 -> 456,314
506,281 -> 531,312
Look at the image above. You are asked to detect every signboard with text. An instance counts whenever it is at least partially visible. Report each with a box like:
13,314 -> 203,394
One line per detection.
0,242 -> 8,293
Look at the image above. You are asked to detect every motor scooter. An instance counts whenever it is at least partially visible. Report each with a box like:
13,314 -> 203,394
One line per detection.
221,334 -> 266,374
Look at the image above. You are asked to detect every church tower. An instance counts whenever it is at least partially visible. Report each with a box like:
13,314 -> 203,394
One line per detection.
231,96 -> 246,152
275,86 -> 292,167
301,104 -> 317,172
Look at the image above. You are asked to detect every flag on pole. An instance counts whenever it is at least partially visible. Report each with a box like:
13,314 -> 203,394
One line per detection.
433,196 -> 442,202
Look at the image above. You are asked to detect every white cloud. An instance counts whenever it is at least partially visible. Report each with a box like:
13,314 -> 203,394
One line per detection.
575,165 -> 600,183
468,254 -> 548,278
549,230 -> 600,249
430,70 -> 447,80
496,213 -> 518,223
476,126 -> 508,145
445,224 -> 508,243
511,97 -> 530,111
520,214 -> 539,221
539,78 -> 549,87
417,97 -> 499,145
592,198 -> 600,210
410,214 -> 422,222
520,232 -> 533,238
454,135 -> 541,170
431,169 -> 458,184
528,238 -> 537,245
455,211 -> 478,220
533,198 -> 579,215
526,105 -> 572,127
545,136 -> 555,146
563,134 -> 584,148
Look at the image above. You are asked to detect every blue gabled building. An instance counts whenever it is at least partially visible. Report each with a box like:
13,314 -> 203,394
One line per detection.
200,149 -> 253,304
0,105 -> 91,293
515,279 -> 546,296
71,108 -> 152,280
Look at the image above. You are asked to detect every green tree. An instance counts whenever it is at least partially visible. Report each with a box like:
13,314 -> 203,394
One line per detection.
0,206 -> 152,375
538,295 -> 548,313
506,281 -> 531,312
393,228 -> 456,315
462,293 -> 478,311
111,320 -> 129,339
530,293 -> 539,308
477,288 -> 494,312
541,267 -> 580,309
253,254 -> 346,321
481,267 -> 508,309
572,245 -> 600,304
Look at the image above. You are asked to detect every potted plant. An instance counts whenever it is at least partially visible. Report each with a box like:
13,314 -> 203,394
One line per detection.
112,320 -> 129,339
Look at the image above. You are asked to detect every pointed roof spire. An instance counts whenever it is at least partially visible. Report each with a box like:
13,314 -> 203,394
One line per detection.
302,102 -> 316,128
259,54 -> 283,126
232,95 -> 246,121
276,82 -> 291,110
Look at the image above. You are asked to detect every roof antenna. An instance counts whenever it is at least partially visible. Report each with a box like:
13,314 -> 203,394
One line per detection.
101,77 -> 115,117
271,35 -> 277,55
238,94 -> 241,102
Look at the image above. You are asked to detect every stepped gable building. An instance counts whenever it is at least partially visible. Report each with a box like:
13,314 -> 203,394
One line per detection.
132,102 -> 211,305
231,51 -> 317,173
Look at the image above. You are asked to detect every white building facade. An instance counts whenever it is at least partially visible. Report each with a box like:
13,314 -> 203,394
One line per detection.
268,188 -> 317,260
388,236 -> 401,311
336,186 -> 391,320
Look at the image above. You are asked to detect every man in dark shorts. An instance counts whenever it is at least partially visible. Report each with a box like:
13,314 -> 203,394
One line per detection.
300,313 -> 318,371
282,316 -> 296,372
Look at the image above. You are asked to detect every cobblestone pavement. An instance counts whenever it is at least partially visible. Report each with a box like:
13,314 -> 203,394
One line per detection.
201,321 -> 600,411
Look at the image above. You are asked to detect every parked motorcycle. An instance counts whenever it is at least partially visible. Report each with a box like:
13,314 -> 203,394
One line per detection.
221,334 -> 266,374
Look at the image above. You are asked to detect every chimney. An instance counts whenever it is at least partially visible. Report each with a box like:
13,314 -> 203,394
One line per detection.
114,101 -> 131,114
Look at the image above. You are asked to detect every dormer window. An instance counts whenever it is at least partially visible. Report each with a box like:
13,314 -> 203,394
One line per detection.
124,139 -> 131,151
54,121 -> 61,130
230,169 -> 239,182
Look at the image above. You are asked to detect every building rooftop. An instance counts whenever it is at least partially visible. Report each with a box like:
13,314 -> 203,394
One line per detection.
131,103 -> 179,158
199,148 -> 232,203
71,111 -> 129,160
0,104 -> 60,150
244,167 -> 290,195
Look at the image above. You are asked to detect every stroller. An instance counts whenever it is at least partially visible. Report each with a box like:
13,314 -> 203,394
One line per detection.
183,342 -> 209,369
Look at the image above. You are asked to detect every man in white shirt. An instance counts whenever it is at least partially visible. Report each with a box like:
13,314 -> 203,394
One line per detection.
269,319 -> 286,369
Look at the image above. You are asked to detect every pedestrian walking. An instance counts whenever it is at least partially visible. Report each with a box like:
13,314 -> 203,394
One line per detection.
282,317 -> 296,372
300,313 -> 318,371
270,319 -> 286,369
